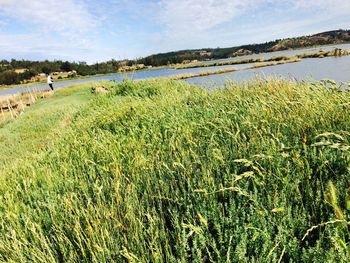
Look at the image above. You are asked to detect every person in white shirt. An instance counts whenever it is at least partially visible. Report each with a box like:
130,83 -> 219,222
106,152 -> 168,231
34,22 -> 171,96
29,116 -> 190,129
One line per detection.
47,74 -> 54,91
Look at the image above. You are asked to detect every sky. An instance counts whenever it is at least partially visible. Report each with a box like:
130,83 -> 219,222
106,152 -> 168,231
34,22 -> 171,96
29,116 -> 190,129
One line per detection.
0,0 -> 349,63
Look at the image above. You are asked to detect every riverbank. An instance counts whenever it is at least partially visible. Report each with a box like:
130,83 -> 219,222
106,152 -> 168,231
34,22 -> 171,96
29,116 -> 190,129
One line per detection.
1,79 -> 349,261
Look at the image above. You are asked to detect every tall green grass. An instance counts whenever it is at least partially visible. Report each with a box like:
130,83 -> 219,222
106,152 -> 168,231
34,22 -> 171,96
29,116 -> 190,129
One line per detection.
0,79 -> 349,262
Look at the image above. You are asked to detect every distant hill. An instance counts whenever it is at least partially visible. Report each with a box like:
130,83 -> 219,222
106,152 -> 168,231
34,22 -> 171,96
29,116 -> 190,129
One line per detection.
137,29 -> 350,66
271,30 -> 350,51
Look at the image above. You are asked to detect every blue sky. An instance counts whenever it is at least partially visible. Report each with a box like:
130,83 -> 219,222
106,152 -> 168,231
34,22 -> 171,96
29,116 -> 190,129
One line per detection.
0,0 -> 349,63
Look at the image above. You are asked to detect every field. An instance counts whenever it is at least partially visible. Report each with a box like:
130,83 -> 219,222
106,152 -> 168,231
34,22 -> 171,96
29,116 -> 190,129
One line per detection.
0,79 -> 349,262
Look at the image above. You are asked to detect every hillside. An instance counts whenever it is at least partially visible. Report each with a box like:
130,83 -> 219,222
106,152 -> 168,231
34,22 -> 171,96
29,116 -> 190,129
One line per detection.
0,79 -> 349,261
137,29 -> 350,66
271,30 -> 350,51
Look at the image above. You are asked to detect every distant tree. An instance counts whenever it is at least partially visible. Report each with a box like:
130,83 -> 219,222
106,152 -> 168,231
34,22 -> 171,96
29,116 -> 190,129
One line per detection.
0,70 -> 19,85
127,60 -> 134,67
18,69 -> 37,82
41,66 -> 51,75
110,59 -> 119,70
60,61 -> 72,72
76,64 -> 91,76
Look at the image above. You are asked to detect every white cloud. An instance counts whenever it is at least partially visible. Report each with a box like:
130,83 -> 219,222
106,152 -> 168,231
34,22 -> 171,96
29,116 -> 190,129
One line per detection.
0,0 -> 97,34
0,32 -> 96,61
158,0 -> 350,37
0,0 -> 101,62
0,0 -> 349,61
293,0 -> 350,10
153,0 -> 350,53
0,19 -> 6,28
159,0 -> 261,35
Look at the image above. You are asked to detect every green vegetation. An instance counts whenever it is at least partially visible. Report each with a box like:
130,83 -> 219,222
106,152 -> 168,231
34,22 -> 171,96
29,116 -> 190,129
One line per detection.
0,79 -> 350,261
0,59 -> 121,85
0,69 -> 38,85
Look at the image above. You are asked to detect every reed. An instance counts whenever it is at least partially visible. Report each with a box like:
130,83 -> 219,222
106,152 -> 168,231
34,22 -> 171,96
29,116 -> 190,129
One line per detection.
0,79 -> 349,262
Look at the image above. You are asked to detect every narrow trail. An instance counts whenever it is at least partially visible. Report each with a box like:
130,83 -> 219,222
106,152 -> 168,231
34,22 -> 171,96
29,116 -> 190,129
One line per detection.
0,84 -> 93,172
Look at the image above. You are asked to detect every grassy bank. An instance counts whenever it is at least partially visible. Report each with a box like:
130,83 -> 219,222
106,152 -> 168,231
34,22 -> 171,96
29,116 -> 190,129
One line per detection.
0,79 -> 350,261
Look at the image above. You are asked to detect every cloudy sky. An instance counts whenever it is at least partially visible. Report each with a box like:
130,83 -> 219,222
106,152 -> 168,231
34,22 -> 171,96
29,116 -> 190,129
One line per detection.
0,0 -> 349,63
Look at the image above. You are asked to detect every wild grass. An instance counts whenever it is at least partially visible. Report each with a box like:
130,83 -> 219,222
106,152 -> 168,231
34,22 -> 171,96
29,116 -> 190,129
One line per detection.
0,90 -> 55,125
0,79 -> 350,262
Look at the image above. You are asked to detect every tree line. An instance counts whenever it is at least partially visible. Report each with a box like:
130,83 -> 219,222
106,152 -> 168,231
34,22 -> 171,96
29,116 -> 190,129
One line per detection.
0,59 -> 122,85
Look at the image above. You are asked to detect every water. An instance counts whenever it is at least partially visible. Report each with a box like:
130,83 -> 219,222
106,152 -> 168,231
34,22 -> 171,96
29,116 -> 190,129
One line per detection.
187,55 -> 350,88
1,43 -> 350,95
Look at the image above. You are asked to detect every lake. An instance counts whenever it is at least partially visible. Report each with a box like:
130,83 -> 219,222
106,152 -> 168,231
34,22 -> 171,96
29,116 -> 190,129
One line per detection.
187,55 -> 350,88
1,43 -> 350,96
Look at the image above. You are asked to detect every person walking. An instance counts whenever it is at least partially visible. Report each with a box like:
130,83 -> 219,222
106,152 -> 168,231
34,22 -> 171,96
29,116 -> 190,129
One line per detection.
47,74 -> 54,91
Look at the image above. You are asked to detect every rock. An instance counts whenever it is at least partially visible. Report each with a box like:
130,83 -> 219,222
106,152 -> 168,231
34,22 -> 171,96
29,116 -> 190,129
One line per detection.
91,86 -> 109,94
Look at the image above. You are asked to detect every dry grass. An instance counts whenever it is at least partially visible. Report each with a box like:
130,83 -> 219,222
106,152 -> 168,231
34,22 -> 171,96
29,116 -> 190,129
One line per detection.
0,90 -> 54,125
165,58 -> 301,80
251,58 -> 301,69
